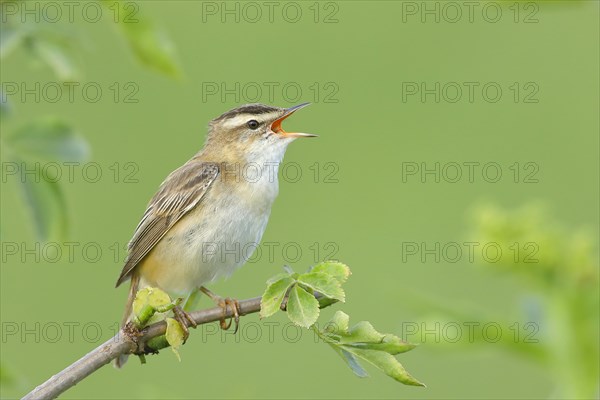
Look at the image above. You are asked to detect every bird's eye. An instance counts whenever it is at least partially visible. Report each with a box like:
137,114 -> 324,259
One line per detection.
247,120 -> 260,130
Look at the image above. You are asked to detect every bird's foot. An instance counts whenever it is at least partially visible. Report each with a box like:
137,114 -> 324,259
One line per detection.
172,304 -> 197,343
199,286 -> 241,333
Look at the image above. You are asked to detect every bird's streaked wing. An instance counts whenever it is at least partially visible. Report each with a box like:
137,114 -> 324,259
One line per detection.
115,162 -> 219,287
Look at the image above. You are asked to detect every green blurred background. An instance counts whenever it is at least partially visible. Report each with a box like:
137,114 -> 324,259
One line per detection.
1,1 -> 598,399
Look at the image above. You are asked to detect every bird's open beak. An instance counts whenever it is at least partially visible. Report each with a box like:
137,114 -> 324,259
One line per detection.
271,102 -> 318,138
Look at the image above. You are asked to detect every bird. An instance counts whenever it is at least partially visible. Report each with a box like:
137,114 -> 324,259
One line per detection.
114,103 -> 316,367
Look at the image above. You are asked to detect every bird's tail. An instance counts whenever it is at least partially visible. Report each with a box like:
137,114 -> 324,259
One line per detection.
113,273 -> 140,369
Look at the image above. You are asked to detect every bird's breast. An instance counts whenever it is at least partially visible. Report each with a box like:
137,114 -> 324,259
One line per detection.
140,174 -> 279,297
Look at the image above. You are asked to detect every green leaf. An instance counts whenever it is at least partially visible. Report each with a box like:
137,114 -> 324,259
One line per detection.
326,309 -> 350,334
132,288 -> 154,325
260,276 -> 295,319
131,288 -> 149,309
133,287 -> 172,314
165,317 -> 185,361
329,315 -> 416,353
16,159 -> 68,241
317,296 -> 340,309
132,287 -> 173,327
287,285 -> 319,328
266,272 -> 292,286
146,287 -> 172,309
348,348 -> 424,386
6,120 -> 90,162
319,312 -> 424,386
330,346 -> 369,378
344,321 -> 394,343
298,271 -> 345,302
102,1 -> 181,78
344,333 -> 416,354
311,261 -> 351,284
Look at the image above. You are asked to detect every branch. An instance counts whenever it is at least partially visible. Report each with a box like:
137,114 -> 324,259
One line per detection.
23,293 -> 331,400
22,262 -> 426,396
22,295 -> 309,400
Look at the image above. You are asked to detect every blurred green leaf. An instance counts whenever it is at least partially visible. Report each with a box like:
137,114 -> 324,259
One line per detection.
0,92 -> 11,118
3,120 -> 88,242
465,204 -> 599,398
282,265 -> 295,274
0,363 -> 13,386
318,311 -> 423,386
31,38 -> 79,81
0,25 -> 26,60
287,284 -> 320,328
6,119 -> 90,162
260,275 -> 295,319
101,1 -> 181,78
15,159 -> 68,241
7,23 -> 84,81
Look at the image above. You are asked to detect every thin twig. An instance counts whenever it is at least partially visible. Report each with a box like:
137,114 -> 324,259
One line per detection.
22,294 -> 328,400
22,296 -> 263,400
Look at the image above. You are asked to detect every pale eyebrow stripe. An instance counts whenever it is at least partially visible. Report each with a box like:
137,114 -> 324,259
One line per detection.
220,112 -> 280,129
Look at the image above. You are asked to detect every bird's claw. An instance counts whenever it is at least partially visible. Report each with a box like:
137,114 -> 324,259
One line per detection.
218,298 -> 240,333
173,305 -> 197,343
199,286 -> 240,334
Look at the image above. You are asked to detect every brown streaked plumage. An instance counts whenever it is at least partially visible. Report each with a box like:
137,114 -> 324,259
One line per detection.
115,162 -> 219,288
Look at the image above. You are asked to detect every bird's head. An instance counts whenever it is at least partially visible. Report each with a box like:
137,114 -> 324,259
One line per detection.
204,103 -> 316,163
